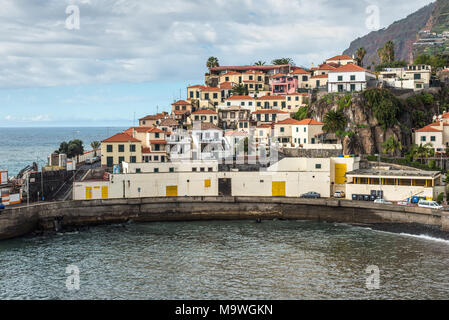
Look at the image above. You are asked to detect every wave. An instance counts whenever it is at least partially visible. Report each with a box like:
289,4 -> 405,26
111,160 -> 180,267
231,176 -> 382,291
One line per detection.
399,233 -> 449,244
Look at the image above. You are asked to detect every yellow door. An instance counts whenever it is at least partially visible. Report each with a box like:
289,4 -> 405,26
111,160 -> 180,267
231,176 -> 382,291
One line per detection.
272,181 -> 286,197
335,164 -> 347,184
101,186 -> 108,199
204,179 -> 211,188
166,186 -> 178,197
85,187 -> 92,200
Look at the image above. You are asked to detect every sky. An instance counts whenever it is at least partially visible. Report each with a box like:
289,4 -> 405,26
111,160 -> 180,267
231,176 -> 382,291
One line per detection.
0,0 -> 435,127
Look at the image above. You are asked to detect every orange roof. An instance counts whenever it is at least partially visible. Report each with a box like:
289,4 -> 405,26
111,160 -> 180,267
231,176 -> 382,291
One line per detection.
188,84 -> 206,89
150,140 -> 167,144
225,95 -> 254,101
318,64 -> 336,70
192,109 -> 217,115
271,73 -> 287,78
329,63 -> 372,74
257,95 -> 286,100
257,124 -> 273,128
201,86 -> 221,92
275,118 -> 304,125
327,54 -> 353,61
172,100 -> 191,105
173,110 -> 190,115
311,74 -> 329,79
222,71 -> 241,76
296,118 -> 324,125
139,113 -> 168,121
146,127 -> 165,133
123,127 -> 154,134
442,113 -> 449,118
287,92 -> 308,95
219,81 -> 235,89
225,130 -> 249,136
416,125 -> 442,132
102,133 -> 141,143
291,68 -> 309,75
253,109 -> 288,114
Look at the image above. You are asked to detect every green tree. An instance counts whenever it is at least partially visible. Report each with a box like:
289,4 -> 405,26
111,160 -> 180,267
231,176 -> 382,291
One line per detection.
323,109 -> 347,142
206,56 -> 219,69
355,47 -> 367,67
409,143 -> 434,164
271,58 -> 295,66
382,136 -> 403,157
91,141 -> 100,157
231,83 -> 248,96
377,41 -> 395,65
254,61 -> 266,65
56,139 -> 84,159
292,106 -> 308,121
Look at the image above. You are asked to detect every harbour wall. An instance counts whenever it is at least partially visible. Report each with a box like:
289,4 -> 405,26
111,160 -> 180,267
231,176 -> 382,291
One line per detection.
1,197 -> 449,241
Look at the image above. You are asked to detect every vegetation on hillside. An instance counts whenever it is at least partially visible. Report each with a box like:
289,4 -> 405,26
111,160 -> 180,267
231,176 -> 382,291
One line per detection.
362,89 -> 402,130
55,140 -> 84,159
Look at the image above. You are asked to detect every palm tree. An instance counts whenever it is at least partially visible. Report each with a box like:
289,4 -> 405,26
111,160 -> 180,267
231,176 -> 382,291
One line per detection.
382,137 -> 402,157
410,143 -> 434,164
91,141 -> 100,157
384,41 -> 395,63
271,58 -> 295,66
206,56 -> 219,69
323,110 -> 347,142
254,61 -> 266,66
355,47 -> 367,67
231,83 -> 248,96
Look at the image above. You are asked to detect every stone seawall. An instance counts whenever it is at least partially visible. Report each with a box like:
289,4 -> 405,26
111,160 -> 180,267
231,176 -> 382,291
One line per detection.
1,197 -> 449,240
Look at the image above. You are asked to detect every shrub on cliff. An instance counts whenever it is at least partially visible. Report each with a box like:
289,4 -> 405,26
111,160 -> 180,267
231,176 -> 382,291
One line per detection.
362,89 -> 402,130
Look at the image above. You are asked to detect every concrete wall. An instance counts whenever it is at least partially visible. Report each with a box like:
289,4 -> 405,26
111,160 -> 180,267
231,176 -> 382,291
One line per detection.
2,197 -> 449,241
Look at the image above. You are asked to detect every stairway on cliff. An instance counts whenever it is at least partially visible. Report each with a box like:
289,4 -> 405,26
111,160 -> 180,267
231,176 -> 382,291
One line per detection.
52,167 -> 89,201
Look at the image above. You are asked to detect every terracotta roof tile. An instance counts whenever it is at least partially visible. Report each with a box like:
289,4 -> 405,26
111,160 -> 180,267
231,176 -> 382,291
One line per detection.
102,133 -> 141,143
192,109 -> 217,115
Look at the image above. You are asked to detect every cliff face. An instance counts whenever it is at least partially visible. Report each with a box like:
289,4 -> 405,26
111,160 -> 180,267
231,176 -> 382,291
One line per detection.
309,88 -> 446,155
343,2 -> 436,65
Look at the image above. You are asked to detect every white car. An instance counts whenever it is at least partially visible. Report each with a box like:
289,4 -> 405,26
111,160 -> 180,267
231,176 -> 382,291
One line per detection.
333,191 -> 345,198
374,198 -> 392,205
418,200 -> 443,210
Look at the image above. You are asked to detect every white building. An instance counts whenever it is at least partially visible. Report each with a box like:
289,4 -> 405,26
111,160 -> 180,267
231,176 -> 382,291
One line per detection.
328,63 -> 376,93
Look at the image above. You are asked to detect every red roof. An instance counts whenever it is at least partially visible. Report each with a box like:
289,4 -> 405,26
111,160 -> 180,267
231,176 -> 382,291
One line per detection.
192,109 -> 217,115
253,109 -> 288,114
416,125 -> 442,132
173,110 -> 190,115
271,73 -> 287,78
102,133 -> 141,143
222,71 -> 241,76
225,95 -> 254,101
327,54 -> 353,61
172,100 -> 191,105
188,84 -> 206,89
329,63 -> 372,74
318,64 -> 336,70
146,127 -> 165,133
123,127 -> 154,134
150,140 -> 167,144
275,118 -> 304,125
257,124 -> 273,128
139,113 -> 168,121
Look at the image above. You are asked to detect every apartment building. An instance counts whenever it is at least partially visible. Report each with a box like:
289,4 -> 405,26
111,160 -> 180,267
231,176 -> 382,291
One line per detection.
101,133 -> 142,167
328,63 -> 376,93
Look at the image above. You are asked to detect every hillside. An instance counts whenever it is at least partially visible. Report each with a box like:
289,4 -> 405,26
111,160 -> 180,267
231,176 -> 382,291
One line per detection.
343,2 -> 438,65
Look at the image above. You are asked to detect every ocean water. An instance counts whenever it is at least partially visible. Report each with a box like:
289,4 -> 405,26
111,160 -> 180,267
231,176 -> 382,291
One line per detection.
1,220 -> 449,299
0,127 -> 126,176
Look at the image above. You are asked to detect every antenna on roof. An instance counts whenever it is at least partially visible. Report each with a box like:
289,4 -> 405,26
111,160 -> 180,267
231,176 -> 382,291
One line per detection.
133,111 -> 136,126
157,105 -> 159,114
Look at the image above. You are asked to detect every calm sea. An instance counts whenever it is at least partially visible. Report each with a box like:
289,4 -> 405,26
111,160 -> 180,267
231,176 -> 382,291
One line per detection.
0,220 -> 449,299
0,127 -> 126,176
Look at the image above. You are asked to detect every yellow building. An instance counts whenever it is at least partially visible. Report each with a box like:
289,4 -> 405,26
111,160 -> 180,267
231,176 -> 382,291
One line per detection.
256,95 -> 287,110
309,74 -> 328,89
219,72 -> 241,85
101,133 -> 142,167
285,93 -> 308,113
189,109 -> 219,125
325,54 -> 355,66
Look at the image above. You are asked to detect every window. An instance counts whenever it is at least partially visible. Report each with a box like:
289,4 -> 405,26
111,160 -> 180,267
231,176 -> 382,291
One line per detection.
316,80 -> 320,87
315,164 -> 321,169
273,102 -> 278,107
130,156 -> 136,163
225,77 -> 229,81
287,97 -> 291,101
136,168 -> 141,173
213,93 -> 218,99
414,73 -> 421,80
281,102 -> 286,108
350,75 -> 356,81
296,127 -> 299,132
227,102 -> 231,106
155,144 -> 160,151
205,93 -> 209,99
155,132 -> 160,138
350,84 -> 356,91
106,157 -> 113,167
304,138 -> 306,143
154,155 -> 159,161
431,136 -> 436,142
338,76 -> 343,81
192,167 -> 197,172
118,156 -> 125,163
154,168 -> 159,173
304,127 -> 306,132
118,145 -> 124,152
302,76 -> 308,81
130,144 -> 136,152
244,122 -> 248,128
169,167 -> 174,172
257,102 -> 261,107
295,96 -> 299,101
416,84 -> 422,89
258,76 -> 262,81
200,167 -> 205,172
311,138 -> 315,144
208,167 -> 213,172
280,127 -> 284,132
106,145 -> 113,152
190,91 -> 194,98
249,76 -> 253,80
421,136 -> 426,142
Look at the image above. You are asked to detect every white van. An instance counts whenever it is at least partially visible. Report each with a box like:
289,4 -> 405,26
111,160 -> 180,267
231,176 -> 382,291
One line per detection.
418,200 -> 443,210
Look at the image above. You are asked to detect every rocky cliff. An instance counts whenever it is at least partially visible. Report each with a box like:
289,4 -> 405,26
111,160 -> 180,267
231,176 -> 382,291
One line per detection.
308,87 -> 449,155
343,1 -> 442,65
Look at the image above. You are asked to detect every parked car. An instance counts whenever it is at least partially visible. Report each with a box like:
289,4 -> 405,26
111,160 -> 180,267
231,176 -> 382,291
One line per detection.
300,192 -> 321,199
85,157 -> 99,164
0,203 -> 5,211
374,198 -> 392,205
333,191 -> 345,198
397,198 -> 415,206
418,200 -> 443,210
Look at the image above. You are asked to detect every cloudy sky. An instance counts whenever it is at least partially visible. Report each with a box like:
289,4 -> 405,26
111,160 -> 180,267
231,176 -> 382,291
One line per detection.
0,0 -> 434,127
